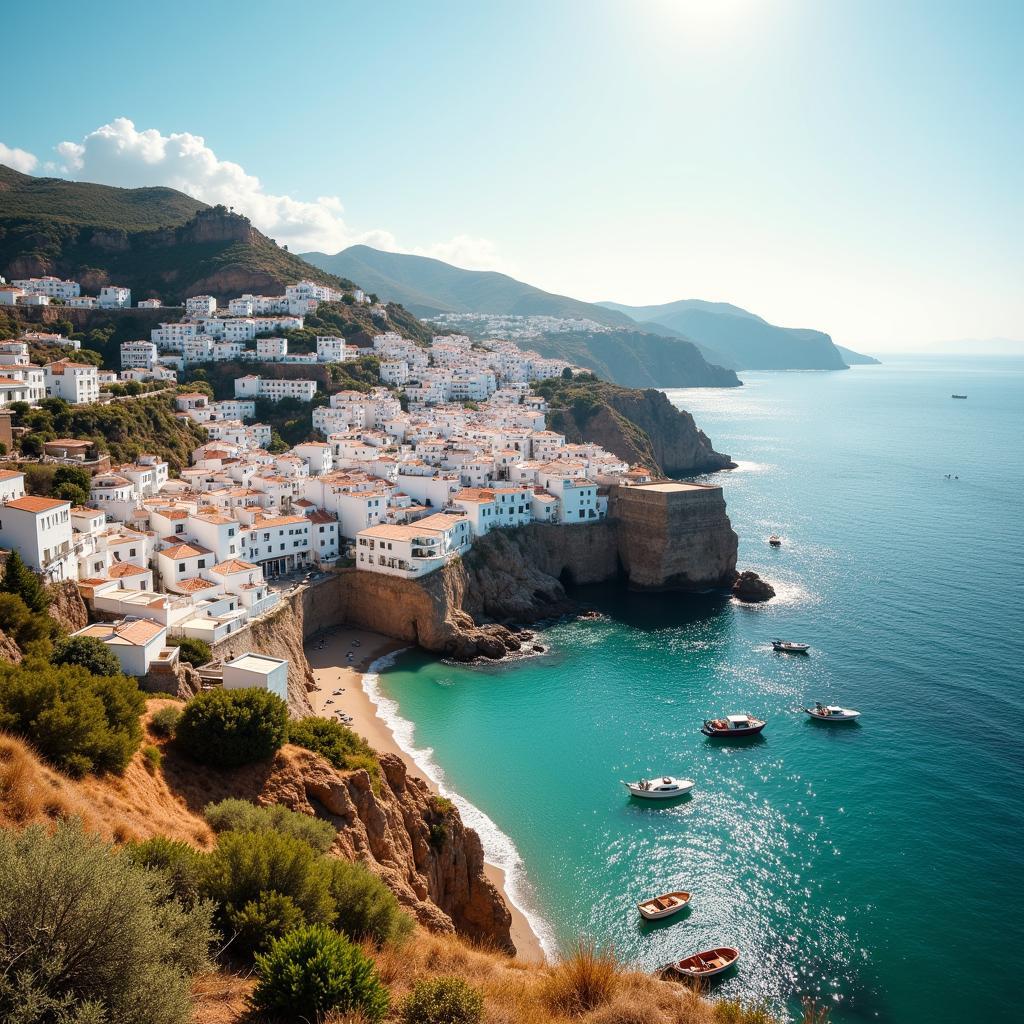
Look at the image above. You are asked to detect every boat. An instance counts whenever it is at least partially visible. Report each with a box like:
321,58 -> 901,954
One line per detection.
768,534 -> 782,547
702,715 -> 766,738
662,946 -> 740,979
951,394 -> 967,399
771,638 -> 809,654
804,702 -> 861,722
622,776 -> 695,800
637,890 -> 691,920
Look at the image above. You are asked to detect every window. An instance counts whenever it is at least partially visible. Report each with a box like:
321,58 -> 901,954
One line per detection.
178,563 -> 185,572
198,559 -> 206,569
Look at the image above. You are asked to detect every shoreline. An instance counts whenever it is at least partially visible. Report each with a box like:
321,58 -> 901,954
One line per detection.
305,626 -> 548,963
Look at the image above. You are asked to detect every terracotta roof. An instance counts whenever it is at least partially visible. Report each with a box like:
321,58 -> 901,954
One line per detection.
159,542 -> 211,559
4,495 -> 69,513
0,469 -> 25,482
175,577 -> 218,593
109,562 -> 147,578
76,619 -> 163,646
210,558 -> 258,574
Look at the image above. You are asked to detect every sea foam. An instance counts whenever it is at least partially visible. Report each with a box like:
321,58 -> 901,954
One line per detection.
362,651 -> 559,958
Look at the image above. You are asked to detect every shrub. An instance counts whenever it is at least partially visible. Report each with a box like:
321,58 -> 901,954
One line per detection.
429,795 -> 455,816
0,657 -> 145,776
52,634 -> 124,677
168,635 -> 211,667
325,858 -> 413,947
0,821 -> 214,1024
126,836 -> 208,909
230,891 -> 306,955
0,591 -> 53,652
150,703 -> 183,738
142,743 -> 162,774
541,940 -> 620,1016
289,715 -> 382,791
400,977 -> 484,1024
176,687 -> 288,768
200,829 -> 334,956
0,550 -> 50,613
251,924 -> 389,1022
204,797 -> 337,854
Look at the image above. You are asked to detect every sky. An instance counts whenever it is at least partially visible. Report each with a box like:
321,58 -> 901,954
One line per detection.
2,0 -> 1022,352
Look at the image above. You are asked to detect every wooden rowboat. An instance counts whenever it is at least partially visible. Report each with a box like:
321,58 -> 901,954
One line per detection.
637,890 -> 691,921
663,945 -> 740,979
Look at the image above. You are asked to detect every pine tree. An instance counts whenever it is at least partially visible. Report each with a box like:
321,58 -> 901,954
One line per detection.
0,550 -> 51,614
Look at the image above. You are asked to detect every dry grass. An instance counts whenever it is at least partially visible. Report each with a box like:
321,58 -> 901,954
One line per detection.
541,940 -> 621,1016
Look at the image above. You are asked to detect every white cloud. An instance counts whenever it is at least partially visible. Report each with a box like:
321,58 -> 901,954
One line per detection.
52,118 -> 403,254
413,234 -> 513,274
0,142 -> 38,174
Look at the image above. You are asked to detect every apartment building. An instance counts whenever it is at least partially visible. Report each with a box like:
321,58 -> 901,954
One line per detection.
43,361 -> 100,404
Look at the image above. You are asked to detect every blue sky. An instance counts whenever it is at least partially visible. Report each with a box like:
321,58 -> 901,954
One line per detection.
2,0 -> 1021,351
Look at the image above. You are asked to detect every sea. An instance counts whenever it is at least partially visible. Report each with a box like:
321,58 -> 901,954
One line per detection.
365,356 -> 1024,1024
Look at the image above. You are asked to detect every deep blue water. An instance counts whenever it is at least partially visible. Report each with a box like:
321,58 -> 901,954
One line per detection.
372,358 -> 1024,1023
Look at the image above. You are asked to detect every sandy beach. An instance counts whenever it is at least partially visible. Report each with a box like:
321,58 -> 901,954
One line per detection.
305,626 -> 545,963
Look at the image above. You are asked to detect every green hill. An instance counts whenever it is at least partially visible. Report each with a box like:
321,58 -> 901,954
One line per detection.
600,298 -> 878,370
302,245 -> 636,327
0,167 -> 355,303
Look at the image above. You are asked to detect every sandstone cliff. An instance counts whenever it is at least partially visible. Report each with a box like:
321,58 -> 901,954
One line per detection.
45,579 -> 89,634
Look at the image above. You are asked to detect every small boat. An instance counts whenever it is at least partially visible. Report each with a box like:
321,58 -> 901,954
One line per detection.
772,638 -> 809,654
638,890 -> 691,920
768,534 -> 782,547
951,394 -> 967,399
804,702 -> 861,722
663,946 -> 740,979
622,776 -> 695,800
702,715 -> 766,738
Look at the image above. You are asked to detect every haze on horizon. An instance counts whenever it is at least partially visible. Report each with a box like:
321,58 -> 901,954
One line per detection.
2,0 -> 1021,355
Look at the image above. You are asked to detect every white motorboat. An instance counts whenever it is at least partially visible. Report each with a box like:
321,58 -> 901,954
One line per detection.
772,638 -> 809,654
804,703 -> 861,722
622,776 -> 695,800
638,890 -> 691,920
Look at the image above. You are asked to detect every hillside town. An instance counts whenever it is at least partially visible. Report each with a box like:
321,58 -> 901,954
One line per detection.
0,276 -> 655,682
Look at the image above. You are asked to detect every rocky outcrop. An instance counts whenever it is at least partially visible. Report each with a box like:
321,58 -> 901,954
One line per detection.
0,627 -> 23,664
45,580 -> 89,633
552,389 -> 735,475
611,483 -> 738,590
732,570 -> 776,602
259,745 -> 514,952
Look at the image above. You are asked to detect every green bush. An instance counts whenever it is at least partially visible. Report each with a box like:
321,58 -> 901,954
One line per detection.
52,634 -> 124,677
176,687 -> 288,768
0,657 -> 145,776
0,591 -> 53,653
200,829 -> 334,956
251,924 -> 389,1022
203,797 -> 337,854
229,891 -> 305,955
0,550 -> 51,613
325,858 -> 413,947
150,703 -> 182,738
126,836 -> 208,909
289,715 -> 382,791
168,635 -> 211,667
142,743 -> 162,774
400,977 -> 484,1024
0,821 -> 214,1024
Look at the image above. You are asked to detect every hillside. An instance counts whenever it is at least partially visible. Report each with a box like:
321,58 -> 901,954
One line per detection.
835,343 -> 881,365
601,298 -> 878,370
303,244 -> 636,326
0,167 -> 355,303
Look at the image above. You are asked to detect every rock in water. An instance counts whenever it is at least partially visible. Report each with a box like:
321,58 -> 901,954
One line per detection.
732,570 -> 776,602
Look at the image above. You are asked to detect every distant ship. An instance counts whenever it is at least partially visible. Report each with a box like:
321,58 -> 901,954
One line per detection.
951,394 -> 967,399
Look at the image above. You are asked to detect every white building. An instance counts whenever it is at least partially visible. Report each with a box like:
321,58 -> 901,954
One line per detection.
71,619 -> 169,677
98,286 -> 132,309
222,652 -> 288,702
13,276 -> 80,300
0,495 -> 75,579
186,295 -> 217,317
137,298 -> 162,309
355,512 -> 470,578
43,361 -> 100,404
234,376 -> 316,402
120,340 -> 159,370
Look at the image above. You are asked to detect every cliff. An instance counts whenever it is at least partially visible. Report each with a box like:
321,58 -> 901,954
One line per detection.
536,374 -> 734,475
45,579 -> 89,633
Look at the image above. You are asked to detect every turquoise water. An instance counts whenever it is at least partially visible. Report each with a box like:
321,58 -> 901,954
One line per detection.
372,358 -> 1024,1023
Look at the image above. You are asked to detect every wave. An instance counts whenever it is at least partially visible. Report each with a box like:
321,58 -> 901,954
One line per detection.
361,651 -> 560,959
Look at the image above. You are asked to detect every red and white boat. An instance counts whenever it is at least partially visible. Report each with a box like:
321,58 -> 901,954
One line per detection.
662,946 -> 740,979
702,714 -> 766,738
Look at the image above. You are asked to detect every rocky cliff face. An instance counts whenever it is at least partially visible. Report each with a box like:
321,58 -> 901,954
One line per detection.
45,580 -> 89,633
262,746 -> 514,952
547,385 -> 734,476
